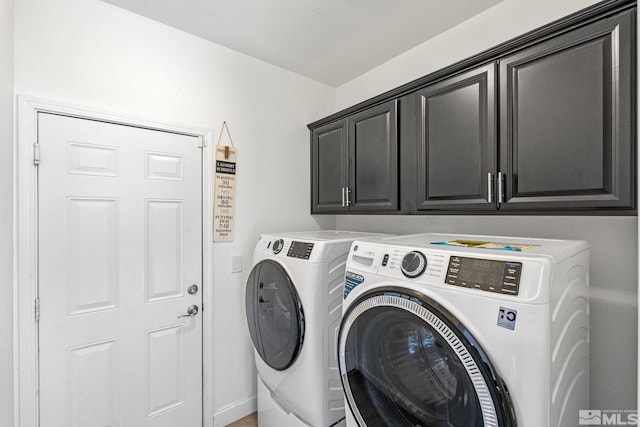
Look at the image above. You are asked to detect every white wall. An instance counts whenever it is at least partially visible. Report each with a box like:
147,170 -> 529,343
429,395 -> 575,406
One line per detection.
0,0 -> 13,425
336,0 -> 603,108
333,0 -> 637,412
13,0 -> 336,424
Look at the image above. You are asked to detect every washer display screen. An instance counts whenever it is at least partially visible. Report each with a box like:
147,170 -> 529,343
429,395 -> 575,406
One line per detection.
287,241 -> 314,259
446,256 -> 522,295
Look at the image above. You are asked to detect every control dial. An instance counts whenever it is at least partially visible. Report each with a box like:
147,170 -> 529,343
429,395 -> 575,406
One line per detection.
401,251 -> 427,278
272,239 -> 284,254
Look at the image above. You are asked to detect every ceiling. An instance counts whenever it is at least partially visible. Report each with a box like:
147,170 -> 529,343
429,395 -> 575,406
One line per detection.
101,0 -> 503,87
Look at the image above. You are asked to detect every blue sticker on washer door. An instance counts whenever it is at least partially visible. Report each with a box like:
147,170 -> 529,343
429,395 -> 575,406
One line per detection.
344,271 -> 364,299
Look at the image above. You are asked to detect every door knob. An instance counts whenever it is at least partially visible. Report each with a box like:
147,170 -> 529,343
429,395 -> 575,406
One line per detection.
178,305 -> 199,319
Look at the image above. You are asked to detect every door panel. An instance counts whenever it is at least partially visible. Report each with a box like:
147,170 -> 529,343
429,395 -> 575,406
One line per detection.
68,197 -> 119,314
146,200 -> 184,301
413,64 -> 496,211
349,101 -> 399,211
311,120 -> 347,212
499,9 -> 634,210
146,325 -> 185,416
68,339 -> 119,427
38,113 -> 203,427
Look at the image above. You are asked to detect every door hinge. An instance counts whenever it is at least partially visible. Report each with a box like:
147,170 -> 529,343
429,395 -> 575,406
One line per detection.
33,144 -> 40,165
34,298 -> 40,322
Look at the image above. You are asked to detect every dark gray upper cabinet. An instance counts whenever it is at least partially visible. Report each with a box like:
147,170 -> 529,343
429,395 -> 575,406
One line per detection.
309,2 -> 635,215
311,100 -> 399,213
348,102 -> 399,212
499,8 -> 634,211
406,63 -> 496,211
311,120 -> 347,213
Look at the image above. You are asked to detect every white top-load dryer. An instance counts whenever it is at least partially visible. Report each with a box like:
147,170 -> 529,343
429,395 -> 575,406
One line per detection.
337,233 -> 590,427
245,230 -> 386,427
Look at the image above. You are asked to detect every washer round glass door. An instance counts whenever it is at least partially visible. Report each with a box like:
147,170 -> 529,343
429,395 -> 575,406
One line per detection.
245,259 -> 304,371
338,289 -> 515,427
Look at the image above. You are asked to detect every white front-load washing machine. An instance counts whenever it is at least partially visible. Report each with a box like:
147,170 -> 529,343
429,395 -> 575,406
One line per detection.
245,230 -> 386,427
338,233 -> 590,427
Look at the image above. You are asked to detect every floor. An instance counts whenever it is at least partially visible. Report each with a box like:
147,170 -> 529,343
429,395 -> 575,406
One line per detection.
226,412 -> 258,427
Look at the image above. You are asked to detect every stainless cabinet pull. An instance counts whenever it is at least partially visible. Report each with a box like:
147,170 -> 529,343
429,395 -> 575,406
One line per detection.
497,172 -> 504,204
487,172 -> 493,203
345,187 -> 352,206
341,187 -> 345,207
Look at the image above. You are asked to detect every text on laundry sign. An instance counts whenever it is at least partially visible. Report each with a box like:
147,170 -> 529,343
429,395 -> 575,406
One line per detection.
216,161 -> 236,174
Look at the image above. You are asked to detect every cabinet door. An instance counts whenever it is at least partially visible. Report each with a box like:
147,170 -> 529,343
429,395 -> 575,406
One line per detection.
499,9 -> 634,211
311,119 -> 347,213
348,101 -> 399,212
411,63 -> 497,211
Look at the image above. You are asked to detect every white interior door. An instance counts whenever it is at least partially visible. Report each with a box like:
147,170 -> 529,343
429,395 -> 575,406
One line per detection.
37,112 -> 203,427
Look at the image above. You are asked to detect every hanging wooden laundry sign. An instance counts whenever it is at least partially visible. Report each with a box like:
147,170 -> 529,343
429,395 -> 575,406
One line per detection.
213,121 -> 237,242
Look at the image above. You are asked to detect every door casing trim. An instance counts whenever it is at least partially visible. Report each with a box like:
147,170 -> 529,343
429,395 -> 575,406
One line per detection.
14,94 -> 214,427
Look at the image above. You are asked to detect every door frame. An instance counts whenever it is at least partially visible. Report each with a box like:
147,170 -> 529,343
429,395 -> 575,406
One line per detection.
14,95 -> 215,427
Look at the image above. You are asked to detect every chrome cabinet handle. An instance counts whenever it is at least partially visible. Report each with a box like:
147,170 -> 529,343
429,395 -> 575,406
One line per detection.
341,187 -> 346,207
487,172 -> 493,203
178,305 -> 199,319
497,172 -> 504,204
345,187 -> 352,206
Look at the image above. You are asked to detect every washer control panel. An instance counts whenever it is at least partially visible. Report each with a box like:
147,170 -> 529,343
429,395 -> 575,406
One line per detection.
287,241 -> 314,260
262,238 -> 314,260
346,240 -> 549,300
446,256 -> 522,295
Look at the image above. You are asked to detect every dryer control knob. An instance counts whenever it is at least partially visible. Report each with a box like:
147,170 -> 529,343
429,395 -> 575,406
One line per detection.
401,251 -> 427,278
272,239 -> 284,254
